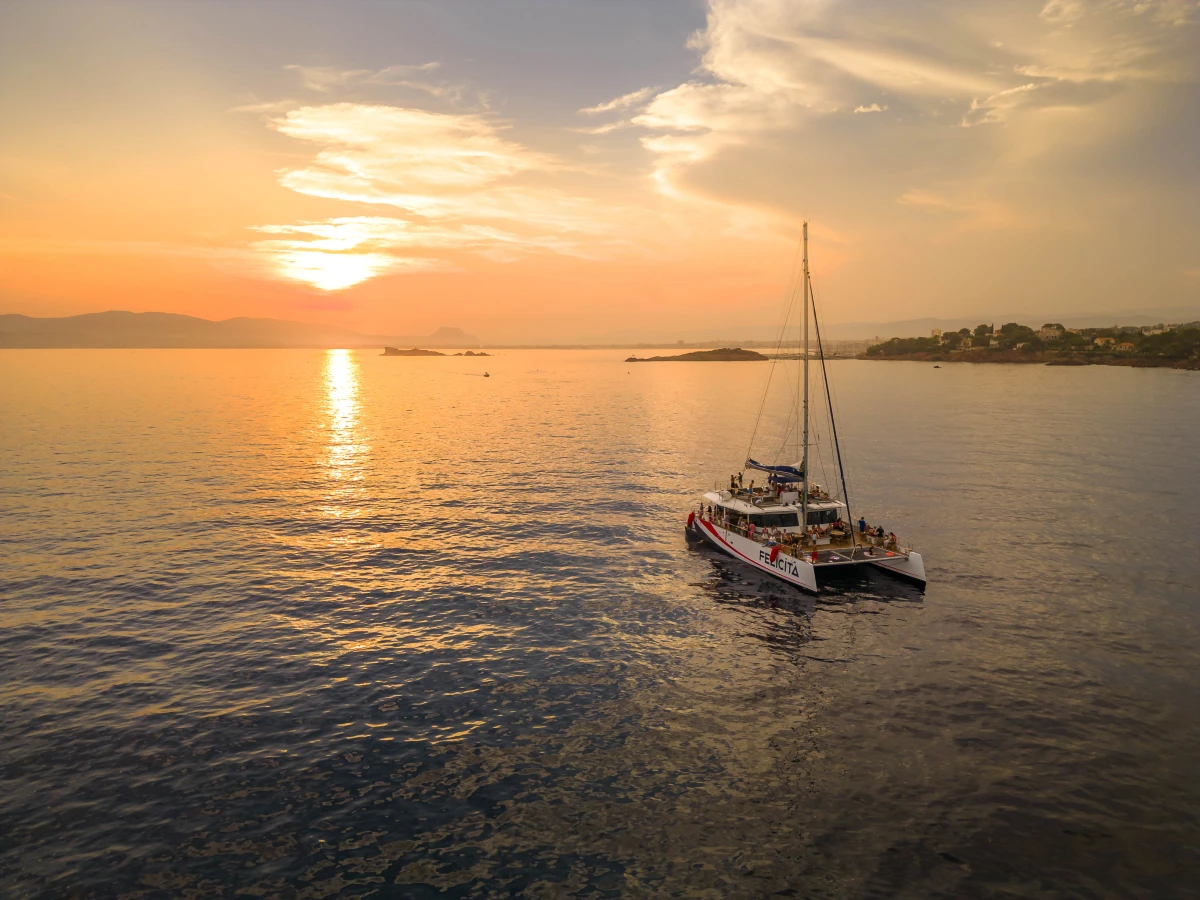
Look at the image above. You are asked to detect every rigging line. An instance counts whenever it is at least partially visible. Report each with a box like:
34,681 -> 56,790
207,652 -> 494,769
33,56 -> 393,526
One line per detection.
810,277 -> 855,549
774,355 -> 806,462
745,242 -> 804,468
813,292 -> 857,513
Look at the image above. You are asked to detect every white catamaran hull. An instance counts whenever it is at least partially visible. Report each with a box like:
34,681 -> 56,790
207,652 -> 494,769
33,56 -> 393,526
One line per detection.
869,549 -> 926,584
690,516 -> 926,592
692,517 -> 819,592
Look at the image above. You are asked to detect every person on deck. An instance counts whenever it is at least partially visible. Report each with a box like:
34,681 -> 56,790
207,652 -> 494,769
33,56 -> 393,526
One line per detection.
858,516 -> 867,534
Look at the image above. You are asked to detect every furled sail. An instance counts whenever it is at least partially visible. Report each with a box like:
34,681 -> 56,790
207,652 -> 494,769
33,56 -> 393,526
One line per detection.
745,458 -> 805,482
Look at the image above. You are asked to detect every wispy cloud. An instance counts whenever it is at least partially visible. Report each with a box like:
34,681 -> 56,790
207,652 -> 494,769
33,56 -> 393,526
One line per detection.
254,104 -> 640,288
579,87 -> 656,115
897,188 -> 1023,231
853,103 -> 888,113
284,63 -> 472,104
286,63 -> 439,92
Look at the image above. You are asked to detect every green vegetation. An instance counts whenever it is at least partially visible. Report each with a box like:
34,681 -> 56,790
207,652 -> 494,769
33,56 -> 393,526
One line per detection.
865,321 -> 1200,362
863,336 -> 942,356
1138,326 -> 1200,359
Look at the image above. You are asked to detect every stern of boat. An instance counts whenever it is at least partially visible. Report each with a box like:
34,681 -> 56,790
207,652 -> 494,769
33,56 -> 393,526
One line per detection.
871,549 -> 926,586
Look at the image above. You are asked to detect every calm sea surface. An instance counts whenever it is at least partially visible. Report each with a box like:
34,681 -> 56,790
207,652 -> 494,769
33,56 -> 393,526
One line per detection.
2,349 -> 1198,898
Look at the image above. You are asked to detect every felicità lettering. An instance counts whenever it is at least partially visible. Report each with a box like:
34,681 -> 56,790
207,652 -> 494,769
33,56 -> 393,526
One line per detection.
759,548 -> 801,577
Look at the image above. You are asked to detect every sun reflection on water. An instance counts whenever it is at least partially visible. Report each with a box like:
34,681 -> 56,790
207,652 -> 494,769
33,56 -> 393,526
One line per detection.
322,349 -> 366,518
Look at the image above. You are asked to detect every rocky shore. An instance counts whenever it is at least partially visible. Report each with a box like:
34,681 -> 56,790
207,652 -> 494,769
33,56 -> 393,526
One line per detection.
625,347 -> 768,362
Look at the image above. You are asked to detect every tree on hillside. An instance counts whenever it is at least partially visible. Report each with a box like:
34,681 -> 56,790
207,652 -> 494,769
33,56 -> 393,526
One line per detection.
865,336 -> 943,356
995,322 -> 1037,348
1138,328 -> 1200,359
974,323 -> 993,338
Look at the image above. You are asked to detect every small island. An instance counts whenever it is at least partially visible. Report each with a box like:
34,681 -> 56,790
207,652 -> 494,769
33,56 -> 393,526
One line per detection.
381,347 -> 445,357
625,347 -> 768,363
452,350 -> 491,357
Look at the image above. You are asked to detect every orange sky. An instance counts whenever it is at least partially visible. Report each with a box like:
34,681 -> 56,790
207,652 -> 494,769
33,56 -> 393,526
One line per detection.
1,1 -> 1197,341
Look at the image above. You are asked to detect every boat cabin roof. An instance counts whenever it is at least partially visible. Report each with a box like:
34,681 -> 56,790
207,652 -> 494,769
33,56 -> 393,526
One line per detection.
702,490 -> 845,514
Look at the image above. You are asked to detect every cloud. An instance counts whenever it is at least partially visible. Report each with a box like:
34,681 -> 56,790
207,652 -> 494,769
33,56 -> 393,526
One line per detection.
284,63 -> 470,104
622,0 -> 1198,211
254,105 -> 643,288
286,63 -> 440,92
272,104 -> 553,193
579,87 -> 656,115
571,120 -> 635,136
897,188 -> 1022,230
1040,0 -> 1085,27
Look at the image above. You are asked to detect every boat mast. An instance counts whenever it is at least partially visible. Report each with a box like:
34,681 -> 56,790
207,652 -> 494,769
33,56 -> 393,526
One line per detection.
801,221 -> 809,534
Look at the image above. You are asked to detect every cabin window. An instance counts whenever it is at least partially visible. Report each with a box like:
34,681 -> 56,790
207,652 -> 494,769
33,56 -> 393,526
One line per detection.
806,509 -> 838,525
758,513 -> 798,527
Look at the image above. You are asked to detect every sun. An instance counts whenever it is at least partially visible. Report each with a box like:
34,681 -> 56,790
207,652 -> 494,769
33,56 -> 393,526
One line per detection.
271,249 -> 397,291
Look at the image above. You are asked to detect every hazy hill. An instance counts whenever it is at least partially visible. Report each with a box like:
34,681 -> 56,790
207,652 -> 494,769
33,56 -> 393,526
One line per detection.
0,311 -> 481,349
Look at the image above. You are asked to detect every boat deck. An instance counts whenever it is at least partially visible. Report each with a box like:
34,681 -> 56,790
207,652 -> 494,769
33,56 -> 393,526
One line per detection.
806,544 -> 908,566
701,516 -> 908,566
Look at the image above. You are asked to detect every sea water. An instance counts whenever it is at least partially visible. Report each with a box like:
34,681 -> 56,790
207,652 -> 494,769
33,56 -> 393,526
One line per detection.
2,349 -> 1198,896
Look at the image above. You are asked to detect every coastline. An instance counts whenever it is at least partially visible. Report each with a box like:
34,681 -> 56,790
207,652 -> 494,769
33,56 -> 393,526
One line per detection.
858,351 -> 1199,370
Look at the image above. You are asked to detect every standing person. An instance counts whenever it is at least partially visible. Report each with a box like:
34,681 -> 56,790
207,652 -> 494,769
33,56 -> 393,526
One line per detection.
858,516 -> 867,534
748,522 -> 756,540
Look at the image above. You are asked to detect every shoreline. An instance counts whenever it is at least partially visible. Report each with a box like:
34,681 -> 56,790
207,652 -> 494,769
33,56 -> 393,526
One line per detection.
857,351 -> 1199,370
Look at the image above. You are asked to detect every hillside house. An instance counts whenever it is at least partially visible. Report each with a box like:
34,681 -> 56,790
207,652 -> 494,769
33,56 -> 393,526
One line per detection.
1094,336 -> 1115,347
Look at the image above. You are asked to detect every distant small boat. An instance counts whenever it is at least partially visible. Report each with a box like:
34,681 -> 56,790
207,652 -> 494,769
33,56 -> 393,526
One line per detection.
483,372 -> 490,378
934,365 -> 941,368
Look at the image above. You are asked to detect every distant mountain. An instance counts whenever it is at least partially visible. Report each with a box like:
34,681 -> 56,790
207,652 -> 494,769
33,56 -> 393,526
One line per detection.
0,311 -> 481,349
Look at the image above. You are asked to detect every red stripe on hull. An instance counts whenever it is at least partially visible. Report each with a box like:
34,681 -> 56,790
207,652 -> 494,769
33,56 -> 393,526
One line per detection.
695,519 -> 817,593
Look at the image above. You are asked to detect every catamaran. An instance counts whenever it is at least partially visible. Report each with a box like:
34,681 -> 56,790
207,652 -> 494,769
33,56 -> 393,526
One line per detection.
686,222 -> 926,593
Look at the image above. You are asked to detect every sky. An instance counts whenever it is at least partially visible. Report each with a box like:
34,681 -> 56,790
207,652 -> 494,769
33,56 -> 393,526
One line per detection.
1,0 -> 1197,342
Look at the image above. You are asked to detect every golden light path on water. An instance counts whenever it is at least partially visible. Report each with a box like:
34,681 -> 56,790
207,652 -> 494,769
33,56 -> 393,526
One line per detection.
321,349 -> 365,520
